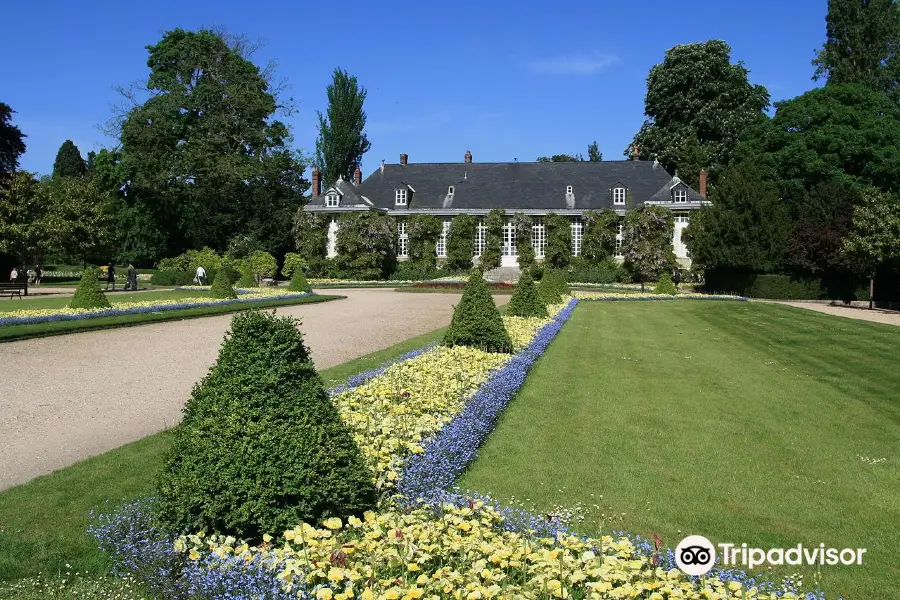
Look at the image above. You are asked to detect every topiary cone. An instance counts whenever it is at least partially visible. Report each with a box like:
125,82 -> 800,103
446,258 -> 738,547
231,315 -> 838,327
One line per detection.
157,310 -> 377,540
654,273 -> 677,295
237,263 -> 257,288
442,270 -> 512,353
288,268 -> 312,293
69,268 -> 111,309
537,269 -> 563,306
505,269 -> 548,317
209,266 -> 238,299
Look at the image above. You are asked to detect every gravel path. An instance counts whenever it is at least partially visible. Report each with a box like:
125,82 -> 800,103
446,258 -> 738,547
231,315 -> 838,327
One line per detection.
0,289 -> 484,490
758,300 -> 900,326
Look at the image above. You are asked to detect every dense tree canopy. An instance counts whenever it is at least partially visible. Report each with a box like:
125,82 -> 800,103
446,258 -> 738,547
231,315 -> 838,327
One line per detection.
622,205 -> 674,288
785,180 -> 860,277
52,139 -> 86,178
536,154 -> 581,163
813,0 -> 900,94
0,102 -> 26,177
315,68 -> 371,185
629,40 -> 770,183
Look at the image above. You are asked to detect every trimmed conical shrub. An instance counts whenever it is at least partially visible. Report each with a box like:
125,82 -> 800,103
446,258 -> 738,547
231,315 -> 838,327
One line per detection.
69,268 -> 111,309
288,268 -> 312,293
157,310 -> 377,539
537,269 -> 563,305
209,266 -> 237,299
554,269 -> 571,297
237,262 -> 257,288
654,273 -> 677,295
505,269 -> 548,317
442,270 -> 512,353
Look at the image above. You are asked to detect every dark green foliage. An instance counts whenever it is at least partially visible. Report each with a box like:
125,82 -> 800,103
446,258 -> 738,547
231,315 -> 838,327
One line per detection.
288,268 -> 312,293
545,213 -> 572,269
52,140 -> 86,178
150,270 -> 196,286
581,209 -> 618,263
566,258 -> 627,283
629,40 -> 769,184
537,269 -> 563,305
512,213 -> 535,270
315,68 -> 372,184
334,212 -> 396,279
69,268 -> 111,309
209,266 -> 237,299
685,161 -> 790,273
480,209 -> 504,270
226,234 -> 264,260
293,211 -> 329,264
391,261 -> 441,281
702,270 -> 870,302
506,270 -> 547,317
442,270 -> 511,353
786,180 -> 861,277
622,205 -> 675,289
536,154 -> 582,162
813,0 -> 900,94
0,102 -> 26,177
587,141 -> 602,162
157,310 -> 377,539
446,214 -> 477,271
408,215 -> 442,265
654,273 -> 677,295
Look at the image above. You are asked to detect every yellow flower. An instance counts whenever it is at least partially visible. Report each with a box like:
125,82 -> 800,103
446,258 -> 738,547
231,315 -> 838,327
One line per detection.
407,562 -> 421,572
323,517 -> 343,530
317,588 -> 333,600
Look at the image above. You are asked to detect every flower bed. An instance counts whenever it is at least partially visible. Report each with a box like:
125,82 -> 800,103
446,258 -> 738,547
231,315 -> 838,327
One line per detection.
573,290 -> 747,301
411,281 -> 515,291
308,279 -> 417,287
0,289 -> 315,328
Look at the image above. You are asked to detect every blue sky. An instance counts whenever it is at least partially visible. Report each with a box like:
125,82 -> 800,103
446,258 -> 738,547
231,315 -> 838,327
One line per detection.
3,0 -> 827,176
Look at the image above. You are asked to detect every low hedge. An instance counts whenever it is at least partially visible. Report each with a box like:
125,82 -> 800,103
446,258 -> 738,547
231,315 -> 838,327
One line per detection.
411,282 -> 515,291
152,268 -> 239,287
702,270 -> 870,301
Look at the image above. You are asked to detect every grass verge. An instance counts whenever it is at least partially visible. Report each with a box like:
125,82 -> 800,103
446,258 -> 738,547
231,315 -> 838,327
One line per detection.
458,300 -> 900,599
0,322 -> 447,582
0,294 -> 343,342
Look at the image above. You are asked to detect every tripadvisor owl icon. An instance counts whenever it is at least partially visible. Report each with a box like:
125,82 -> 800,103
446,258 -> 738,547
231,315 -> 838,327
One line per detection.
675,535 -> 716,576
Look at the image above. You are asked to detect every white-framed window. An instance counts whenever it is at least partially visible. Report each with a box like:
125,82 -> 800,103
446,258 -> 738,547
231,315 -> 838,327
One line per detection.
674,212 -> 690,223
531,218 -> 546,259
502,222 -> 517,257
325,193 -> 339,208
571,218 -> 583,257
435,219 -> 451,258
474,220 -> 486,257
448,185 -> 455,195
566,185 -> 573,195
395,188 -> 407,206
397,221 -> 409,258
613,186 -> 626,205
673,188 -> 688,203
615,221 -> 624,257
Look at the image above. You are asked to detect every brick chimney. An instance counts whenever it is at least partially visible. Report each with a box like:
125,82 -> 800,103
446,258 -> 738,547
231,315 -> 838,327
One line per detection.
699,168 -> 708,198
631,145 -> 640,161
464,150 -> 472,163
312,166 -> 321,197
400,153 -> 408,165
354,166 -> 362,186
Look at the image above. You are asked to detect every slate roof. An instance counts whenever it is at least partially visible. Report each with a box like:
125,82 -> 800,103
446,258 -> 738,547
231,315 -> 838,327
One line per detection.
307,177 -> 374,209
335,160 -> 704,212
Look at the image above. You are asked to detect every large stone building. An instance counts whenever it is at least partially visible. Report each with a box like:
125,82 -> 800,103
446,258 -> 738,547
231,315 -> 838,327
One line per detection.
304,150 -> 709,267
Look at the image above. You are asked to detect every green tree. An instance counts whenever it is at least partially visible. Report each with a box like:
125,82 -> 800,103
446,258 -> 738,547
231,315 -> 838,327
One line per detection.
41,175 -> 113,264
158,311 -> 376,539
209,266 -> 237,299
52,140 -> 86,178
408,215 -> 442,266
786,180 -> 860,277
282,252 -> 308,278
684,162 -> 790,273
505,269 -> 547,317
0,171 -> 47,261
335,212 -> 396,279
446,214 -> 477,272
842,188 -> 900,308
536,154 -> 582,162
442,270 -> 511,353
315,68 -> 372,185
629,40 -> 769,183
247,250 -> 277,284
288,268 -> 312,293
813,0 -> 900,94
622,205 -> 675,290
480,209 -> 504,270
512,213 -> 535,270
0,102 -> 26,177
293,211 -> 330,267
115,28 -> 306,260
544,213 -> 572,269
587,141 -> 602,162
581,209 -> 618,262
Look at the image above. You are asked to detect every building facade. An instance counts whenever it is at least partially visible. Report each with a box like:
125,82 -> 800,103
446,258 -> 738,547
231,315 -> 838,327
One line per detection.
304,151 -> 709,268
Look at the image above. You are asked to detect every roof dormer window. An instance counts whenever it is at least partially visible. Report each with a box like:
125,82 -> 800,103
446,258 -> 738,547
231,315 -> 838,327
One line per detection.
566,185 -> 573,194
613,185 -> 626,205
673,188 -> 688,203
448,185 -> 455,195
325,193 -> 339,208
395,188 -> 407,206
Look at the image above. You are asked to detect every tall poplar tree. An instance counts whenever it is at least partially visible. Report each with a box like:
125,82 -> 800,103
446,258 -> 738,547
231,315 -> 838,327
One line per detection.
0,102 -> 26,177
315,68 -> 371,185
53,139 -> 87,178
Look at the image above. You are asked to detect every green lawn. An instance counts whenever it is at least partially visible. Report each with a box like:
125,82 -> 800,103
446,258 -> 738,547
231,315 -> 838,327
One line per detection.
458,301 -> 900,600
0,324 -> 446,582
0,289 -> 210,312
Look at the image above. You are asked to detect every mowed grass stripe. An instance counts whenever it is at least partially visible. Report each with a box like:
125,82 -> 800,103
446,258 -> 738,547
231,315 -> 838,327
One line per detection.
459,301 -> 900,599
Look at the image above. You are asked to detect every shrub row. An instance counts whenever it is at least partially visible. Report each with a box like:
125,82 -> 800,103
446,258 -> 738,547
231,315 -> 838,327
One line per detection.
702,270 -> 870,301
151,267 -> 241,287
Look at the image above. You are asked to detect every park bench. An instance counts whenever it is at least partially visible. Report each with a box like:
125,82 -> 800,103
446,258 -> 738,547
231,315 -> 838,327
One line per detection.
0,281 -> 27,299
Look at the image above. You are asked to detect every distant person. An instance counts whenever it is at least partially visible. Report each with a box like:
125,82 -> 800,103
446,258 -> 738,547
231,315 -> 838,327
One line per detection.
196,265 -> 207,286
34,265 -> 42,287
127,263 -> 137,291
106,263 -> 116,291
26,268 -> 35,284
9,267 -> 18,282
673,267 -> 682,291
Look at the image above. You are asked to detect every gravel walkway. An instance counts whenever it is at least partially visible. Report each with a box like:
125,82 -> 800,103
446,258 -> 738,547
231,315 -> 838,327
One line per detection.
757,300 -> 900,326
0,289 -> 488,490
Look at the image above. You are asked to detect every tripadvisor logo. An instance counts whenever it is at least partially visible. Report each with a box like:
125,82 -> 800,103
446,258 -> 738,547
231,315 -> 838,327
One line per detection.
675,535 -> 867,576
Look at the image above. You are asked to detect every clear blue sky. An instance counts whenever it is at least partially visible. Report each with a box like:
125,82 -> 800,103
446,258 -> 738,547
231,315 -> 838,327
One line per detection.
3,0 -> 827,176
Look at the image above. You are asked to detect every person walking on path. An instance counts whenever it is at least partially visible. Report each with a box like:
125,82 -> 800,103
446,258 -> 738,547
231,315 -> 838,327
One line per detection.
127,264 -> 137,291
34,265 -> 42,287
673,267 -> 682,292
9,267 -> 18,282
105,263 -> 116,291
196,265 -> 207,286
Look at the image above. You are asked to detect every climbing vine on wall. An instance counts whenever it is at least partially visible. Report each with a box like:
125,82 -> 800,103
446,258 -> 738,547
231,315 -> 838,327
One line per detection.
480,209 -> 505,270
408,215 -> 443,266
582,208 -> 619,262
545,213 -> 572,268
335,212 -> 396,279
446,214 -> 477,271
512,212 -> 535,270
293,211 -> 329,264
